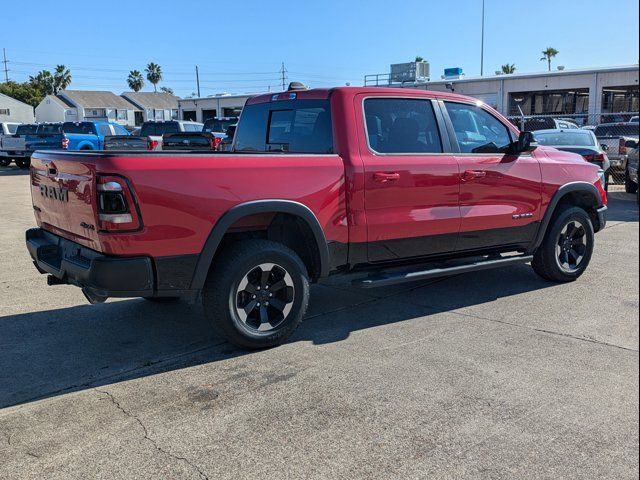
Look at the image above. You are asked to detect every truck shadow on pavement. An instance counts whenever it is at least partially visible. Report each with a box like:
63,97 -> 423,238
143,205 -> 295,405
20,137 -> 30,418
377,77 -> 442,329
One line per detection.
0,195 -> 636,409
0,265 -> 555,409
0,166 -> 29,176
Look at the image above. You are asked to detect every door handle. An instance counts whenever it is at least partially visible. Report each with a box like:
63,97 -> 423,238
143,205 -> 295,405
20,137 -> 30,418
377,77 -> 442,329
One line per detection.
462,170 -> 487,181
373,172 -> 400,183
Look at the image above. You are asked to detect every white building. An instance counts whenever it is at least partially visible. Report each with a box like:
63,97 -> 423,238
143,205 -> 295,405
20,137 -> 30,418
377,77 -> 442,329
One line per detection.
178,93 -> 260,122
121,92 -> 180,125
36,90 -> 139,126
367,64 -> 639,119
0,92 -> 35,123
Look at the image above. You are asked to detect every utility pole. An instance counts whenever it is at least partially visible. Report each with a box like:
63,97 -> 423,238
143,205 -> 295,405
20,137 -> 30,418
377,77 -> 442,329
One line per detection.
480,0 -> 485,76
195,65 -> 201,97
280,62 -> 287,91
2,48 -> 9,83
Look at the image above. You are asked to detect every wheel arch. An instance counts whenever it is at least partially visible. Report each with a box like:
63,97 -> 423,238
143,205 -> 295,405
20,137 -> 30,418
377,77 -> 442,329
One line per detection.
190,200 -> 330,291
528,182 -> 604,253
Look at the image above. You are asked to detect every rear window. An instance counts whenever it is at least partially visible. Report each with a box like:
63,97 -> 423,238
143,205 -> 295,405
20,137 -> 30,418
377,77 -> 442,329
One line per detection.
183,123 -> 204,132
234,99 -> 333,153
62,122 -> 95,135
37,124 -> 62,134
141,122 -> 180,136
534,132 -> 595,147
594,125 -> 640,137
16,124 -> 38,135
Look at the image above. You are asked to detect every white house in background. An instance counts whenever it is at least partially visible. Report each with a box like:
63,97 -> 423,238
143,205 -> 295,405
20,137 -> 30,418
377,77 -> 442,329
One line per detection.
0,93 -> 35,123
35,90 -> 139,126
121,92 -> 180,125
178,93 -> 258,122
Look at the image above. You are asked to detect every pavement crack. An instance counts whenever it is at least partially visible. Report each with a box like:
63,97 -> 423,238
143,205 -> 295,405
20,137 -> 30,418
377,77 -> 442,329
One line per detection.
95,389 -> 209,480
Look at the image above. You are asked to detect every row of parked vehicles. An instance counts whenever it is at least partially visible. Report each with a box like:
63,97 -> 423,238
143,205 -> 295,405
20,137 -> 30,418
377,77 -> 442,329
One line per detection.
0,117 -> 238,168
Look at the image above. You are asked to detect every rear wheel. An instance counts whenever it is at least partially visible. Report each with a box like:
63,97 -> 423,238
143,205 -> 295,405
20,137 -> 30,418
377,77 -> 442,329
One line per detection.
625,169 -> 638,193
202,239 -> 309,349
532,205 -> 594,282
0,158 -> 10,167
15,158 -> 30,169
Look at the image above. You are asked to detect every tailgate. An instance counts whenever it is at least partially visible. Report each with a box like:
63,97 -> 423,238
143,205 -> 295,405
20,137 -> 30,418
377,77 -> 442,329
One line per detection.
1,136 -> 26,151
26,134 -> 63,152
30,152 -> 101,250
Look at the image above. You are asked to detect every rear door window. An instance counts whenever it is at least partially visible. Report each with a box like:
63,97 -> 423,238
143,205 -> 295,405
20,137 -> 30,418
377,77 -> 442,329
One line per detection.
363,98 -> 443,153
16,125 -> 38,135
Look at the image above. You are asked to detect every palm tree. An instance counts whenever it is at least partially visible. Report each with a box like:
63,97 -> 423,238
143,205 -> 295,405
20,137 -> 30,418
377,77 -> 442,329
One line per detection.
501,63 -> 516,74
127,70 -> 144,92
160,86 -> 174,94
29,70 -> 55,95
53,65 -> 72,93
540,47 -> 559,72
145,63 -> 162,93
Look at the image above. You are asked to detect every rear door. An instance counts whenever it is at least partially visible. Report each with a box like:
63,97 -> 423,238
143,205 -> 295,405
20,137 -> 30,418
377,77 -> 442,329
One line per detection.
441,100 -> 542,252
357,95 -> 461,262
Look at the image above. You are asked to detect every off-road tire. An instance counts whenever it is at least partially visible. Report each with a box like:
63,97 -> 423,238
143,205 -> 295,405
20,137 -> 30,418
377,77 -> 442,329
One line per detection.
15,158 -> 30,169
202,239 -> 310,349
532,205 -> 595,282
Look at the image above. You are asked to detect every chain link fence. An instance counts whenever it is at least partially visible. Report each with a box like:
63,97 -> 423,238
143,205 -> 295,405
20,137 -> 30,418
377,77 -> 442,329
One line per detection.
506,112 -> 640,185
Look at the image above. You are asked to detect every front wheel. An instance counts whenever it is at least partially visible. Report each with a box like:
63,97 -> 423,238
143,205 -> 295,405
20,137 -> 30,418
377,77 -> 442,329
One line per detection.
532,205 -> 595,282
202,239 -> 310,349
0,158 -> 11,167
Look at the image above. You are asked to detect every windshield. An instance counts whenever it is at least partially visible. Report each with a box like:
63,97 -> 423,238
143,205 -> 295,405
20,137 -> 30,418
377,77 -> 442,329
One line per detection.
534,132 -> 595,147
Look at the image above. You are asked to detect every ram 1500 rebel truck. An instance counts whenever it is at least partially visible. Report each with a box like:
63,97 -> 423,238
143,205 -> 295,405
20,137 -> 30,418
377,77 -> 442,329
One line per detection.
26,86 -> 608,349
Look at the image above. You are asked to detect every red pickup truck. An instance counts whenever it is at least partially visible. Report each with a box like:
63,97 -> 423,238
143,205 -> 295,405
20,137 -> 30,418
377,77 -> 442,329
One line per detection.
27,86 -> 608,349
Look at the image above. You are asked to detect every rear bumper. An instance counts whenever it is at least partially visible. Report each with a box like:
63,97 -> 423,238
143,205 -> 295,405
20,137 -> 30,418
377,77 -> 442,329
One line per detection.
596,205 -> 607,232
26,228 -> 154,298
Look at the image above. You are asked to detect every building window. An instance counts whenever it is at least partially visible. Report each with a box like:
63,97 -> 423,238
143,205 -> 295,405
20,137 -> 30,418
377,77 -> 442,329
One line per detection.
601,86 -> 639,113
116,110 -> 128,121
182,110 -> 197,121
85,108 -> 107,118
154,109 -> 164,120
0,108 -> 9,115
171,109 -> 179,119
508,89 -> 589,116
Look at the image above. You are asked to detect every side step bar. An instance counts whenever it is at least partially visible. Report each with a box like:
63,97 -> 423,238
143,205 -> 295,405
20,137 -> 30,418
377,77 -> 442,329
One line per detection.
353,255 -> 534,288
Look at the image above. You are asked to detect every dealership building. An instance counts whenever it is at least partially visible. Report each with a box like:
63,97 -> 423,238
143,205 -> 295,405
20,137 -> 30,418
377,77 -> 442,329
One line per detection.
366,64 -> 639,120
178,93 -> 257,122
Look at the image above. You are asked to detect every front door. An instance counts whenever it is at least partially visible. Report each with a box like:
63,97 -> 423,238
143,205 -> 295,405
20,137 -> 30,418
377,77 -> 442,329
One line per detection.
358,95 -> 461,262
441,101 -> 542,252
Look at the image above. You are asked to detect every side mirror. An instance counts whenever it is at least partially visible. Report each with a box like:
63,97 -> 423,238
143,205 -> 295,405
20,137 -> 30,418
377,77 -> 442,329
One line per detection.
624,140 -> 638,149
601,144 -> 609,152
515,131 -> 537,154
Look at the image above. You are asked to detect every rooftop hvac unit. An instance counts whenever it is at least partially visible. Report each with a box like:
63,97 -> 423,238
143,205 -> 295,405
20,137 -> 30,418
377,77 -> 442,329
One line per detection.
390,61 -> 430,83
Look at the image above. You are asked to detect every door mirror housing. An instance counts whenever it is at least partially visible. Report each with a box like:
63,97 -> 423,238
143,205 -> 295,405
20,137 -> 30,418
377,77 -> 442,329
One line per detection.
514,131 -> 537,154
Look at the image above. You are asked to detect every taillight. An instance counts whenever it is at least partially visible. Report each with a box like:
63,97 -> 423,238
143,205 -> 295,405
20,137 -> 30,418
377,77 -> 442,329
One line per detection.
147,139 -> 158,151
61,135 -> 69,149
209,136 -> 222,150
96,175 -> 142,232
582,153 -> 605,162
619,138 -> 627,155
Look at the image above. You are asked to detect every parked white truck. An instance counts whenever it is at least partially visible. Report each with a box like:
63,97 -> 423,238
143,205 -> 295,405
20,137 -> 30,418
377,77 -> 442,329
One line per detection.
0,122 -> 21,167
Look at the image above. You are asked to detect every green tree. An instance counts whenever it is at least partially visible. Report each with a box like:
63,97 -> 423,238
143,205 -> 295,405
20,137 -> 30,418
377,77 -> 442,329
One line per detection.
145,62 -> 162,93
53,65 -> 72,93
415,56 -> 424,62
0,81 -> 46,107
540,47 -> 559,72
29,70 -> 55,95
501,63 -> 516,74
159,86 -> 174,95
127,70 -> 144,92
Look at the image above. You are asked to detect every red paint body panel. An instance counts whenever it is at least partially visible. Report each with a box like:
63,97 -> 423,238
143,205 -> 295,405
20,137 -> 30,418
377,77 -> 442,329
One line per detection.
29,87 -> 606,272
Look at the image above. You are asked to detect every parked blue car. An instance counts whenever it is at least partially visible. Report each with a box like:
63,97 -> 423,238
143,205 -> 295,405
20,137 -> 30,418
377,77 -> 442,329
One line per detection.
62,121 -> 131,150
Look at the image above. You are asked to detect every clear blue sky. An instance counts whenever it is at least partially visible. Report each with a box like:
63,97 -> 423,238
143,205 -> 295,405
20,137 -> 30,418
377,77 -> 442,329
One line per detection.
2,0 -> 638,97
